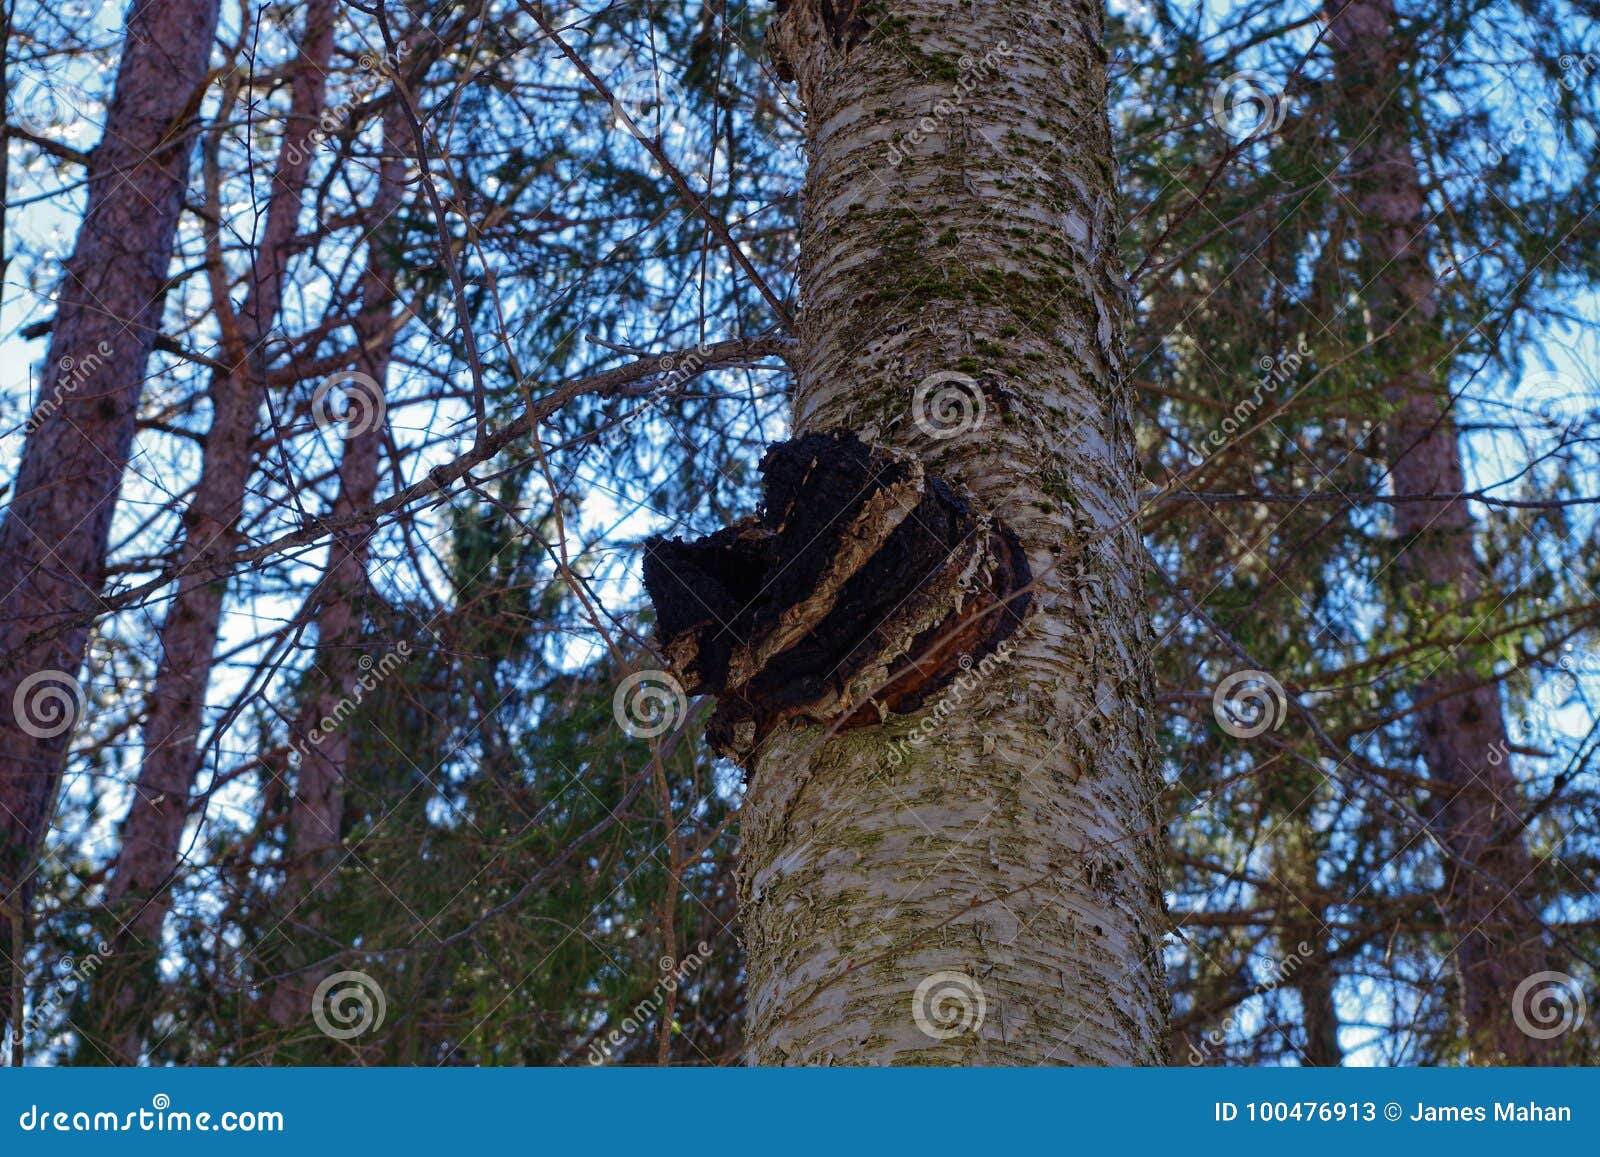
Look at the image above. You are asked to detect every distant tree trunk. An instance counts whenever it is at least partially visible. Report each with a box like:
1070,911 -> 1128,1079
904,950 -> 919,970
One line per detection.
74,0 -> 337,1064
741,0 -> 1168,1063
1273,826 -> 1341,1066
265,101 -> 405,1029
1295,946 -> 1342,1067
0,0 -> 220,1036
1323,0 -> 1550,1063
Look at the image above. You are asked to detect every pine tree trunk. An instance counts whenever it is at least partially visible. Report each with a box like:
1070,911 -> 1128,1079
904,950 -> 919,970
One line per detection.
266,102 -> 405,1029
0,0 -> 220,1034
1274,827 -> 1341,1066
1323,0 -> 1550,1063
1295,948 -> 1342,1067
75,0 -> 337,1063
108,0 -> 335,951
739,0 -> 1168,1064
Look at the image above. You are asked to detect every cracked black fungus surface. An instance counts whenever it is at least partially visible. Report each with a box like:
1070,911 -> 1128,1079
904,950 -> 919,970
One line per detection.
643,431 -> 1030,758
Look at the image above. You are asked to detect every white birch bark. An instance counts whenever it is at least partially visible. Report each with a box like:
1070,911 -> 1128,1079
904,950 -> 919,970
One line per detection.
740,0 -> 1169,1064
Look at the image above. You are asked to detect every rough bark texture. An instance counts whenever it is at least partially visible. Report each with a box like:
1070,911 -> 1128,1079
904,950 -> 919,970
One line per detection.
0,0 -> 220,1032
108,0 -> 336,953
727,0 -> 1168,1064
71,0 -> 338,1063
264,102 -> 405,1029
1323,0 -> 1550,1063
1294,945 -> 1342,1067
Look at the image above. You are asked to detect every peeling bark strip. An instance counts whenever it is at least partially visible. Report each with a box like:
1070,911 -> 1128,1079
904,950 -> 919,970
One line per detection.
731,0 -> 1169,1064
643,431 -> 1029,761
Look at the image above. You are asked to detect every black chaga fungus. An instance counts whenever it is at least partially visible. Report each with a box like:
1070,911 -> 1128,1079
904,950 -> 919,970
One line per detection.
643,430 -> 1031,763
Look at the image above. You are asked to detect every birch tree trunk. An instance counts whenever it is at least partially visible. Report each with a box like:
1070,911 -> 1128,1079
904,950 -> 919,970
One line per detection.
740,0 -> 1168,1064
0,0 -> 219,1033
265,101 -> 405,1029
1323,0 -> 1551,1063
